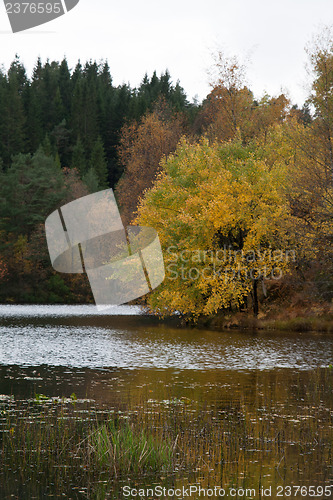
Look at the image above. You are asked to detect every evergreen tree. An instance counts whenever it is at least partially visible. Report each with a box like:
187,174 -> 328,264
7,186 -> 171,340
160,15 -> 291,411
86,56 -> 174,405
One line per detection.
83,167 -> 100,193
58,58 -> 71,120
51,119 -> 71,166
90,136 -> 108,188
0,148 -> 65,237
32,57 -> 43,85
71,136 -> 87,175
1,65 -> 26,166
8,54 -> 27,93
23,83 -> 43,153
41,134 -> 54,156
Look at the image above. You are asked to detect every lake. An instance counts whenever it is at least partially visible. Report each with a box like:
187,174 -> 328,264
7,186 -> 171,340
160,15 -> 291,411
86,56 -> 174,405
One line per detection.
0,305 -> 332,499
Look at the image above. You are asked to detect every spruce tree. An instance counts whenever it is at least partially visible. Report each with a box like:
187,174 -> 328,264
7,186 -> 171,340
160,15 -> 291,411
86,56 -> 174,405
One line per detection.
1,67 -> 26,166
90,137 -> 108,188
71,136 -> 87,175
59,58 -> 71,120
83,167 -> 100,193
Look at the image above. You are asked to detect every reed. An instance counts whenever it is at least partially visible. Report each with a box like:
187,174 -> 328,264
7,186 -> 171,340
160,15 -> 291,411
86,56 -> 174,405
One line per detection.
0,367 -> 332,498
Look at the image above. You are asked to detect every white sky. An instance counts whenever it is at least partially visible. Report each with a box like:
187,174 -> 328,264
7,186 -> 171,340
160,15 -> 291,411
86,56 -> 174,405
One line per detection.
0,0 -> 332,105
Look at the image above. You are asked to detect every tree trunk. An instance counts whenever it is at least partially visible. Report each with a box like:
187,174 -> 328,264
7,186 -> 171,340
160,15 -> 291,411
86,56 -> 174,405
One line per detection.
253,279 -> 259,317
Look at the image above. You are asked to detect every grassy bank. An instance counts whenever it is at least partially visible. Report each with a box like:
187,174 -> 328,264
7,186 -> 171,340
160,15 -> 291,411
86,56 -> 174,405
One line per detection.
203,313 -> 333,332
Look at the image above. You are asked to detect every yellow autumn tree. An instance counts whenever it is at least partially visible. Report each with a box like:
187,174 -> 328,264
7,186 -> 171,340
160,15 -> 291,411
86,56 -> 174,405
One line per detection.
137,138 -> 302,320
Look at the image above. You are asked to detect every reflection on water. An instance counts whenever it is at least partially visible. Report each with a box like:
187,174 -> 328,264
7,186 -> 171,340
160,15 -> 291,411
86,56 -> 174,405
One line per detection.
0,304 -> 143,317
0,364 -> 331,410
0,305 -> 332,369
0,305 -> 332,499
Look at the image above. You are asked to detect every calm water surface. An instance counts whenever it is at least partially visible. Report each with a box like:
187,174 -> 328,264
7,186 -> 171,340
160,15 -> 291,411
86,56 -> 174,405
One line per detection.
0,304 -> 331,370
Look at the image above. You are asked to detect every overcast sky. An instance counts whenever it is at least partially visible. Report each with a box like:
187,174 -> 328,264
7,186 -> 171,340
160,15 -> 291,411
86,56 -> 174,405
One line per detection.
0,0 -> 332,105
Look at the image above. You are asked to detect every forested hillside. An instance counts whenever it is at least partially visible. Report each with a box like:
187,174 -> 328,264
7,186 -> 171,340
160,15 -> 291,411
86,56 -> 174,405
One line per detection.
0,56 -> 192,184
0,57 -> 194,303
1,31 -> 333,322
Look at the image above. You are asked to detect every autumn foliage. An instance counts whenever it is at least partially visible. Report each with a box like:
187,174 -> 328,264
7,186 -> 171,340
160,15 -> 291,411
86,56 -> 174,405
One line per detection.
133,35 -> 333,320
115,100 -> 186,224
137,139 -> 301,318
1,29 -> 333,316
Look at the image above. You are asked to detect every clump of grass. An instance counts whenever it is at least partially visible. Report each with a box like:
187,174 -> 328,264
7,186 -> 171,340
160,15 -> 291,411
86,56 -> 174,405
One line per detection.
82,419 -> 173,476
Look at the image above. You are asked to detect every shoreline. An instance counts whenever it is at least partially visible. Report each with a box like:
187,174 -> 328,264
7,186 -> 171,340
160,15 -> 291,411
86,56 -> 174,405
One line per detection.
1,302 -> 332,333
201,314 -> 333,333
